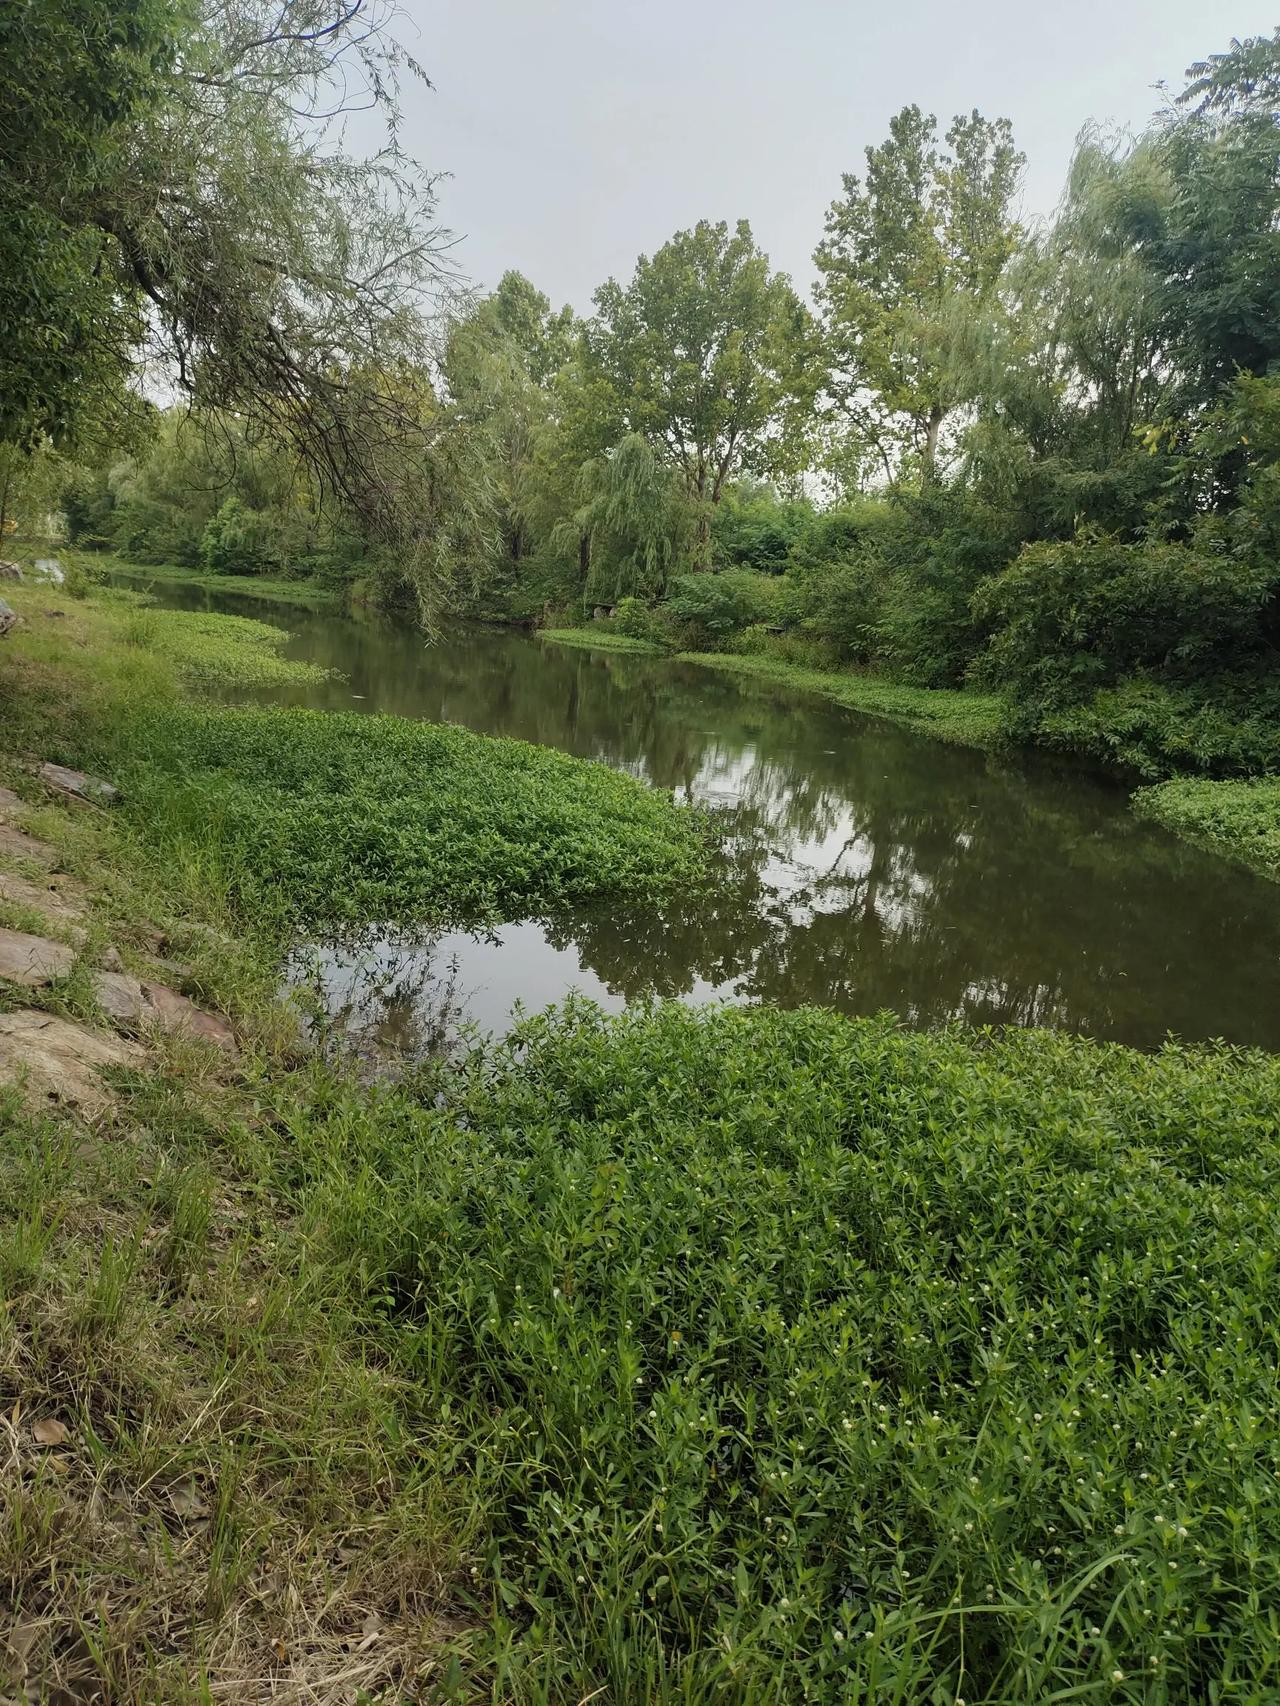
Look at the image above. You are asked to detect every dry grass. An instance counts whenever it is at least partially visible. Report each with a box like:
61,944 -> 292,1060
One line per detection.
0,1064 -> 469,1705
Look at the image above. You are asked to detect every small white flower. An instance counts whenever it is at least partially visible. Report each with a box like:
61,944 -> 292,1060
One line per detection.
1111,1668 -> 1125,1683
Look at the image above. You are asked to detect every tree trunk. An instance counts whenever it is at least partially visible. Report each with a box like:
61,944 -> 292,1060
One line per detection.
921,405 -> 945,480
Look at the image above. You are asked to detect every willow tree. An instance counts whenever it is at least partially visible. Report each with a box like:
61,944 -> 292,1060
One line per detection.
1,0 -> 487,592
583,220 -> 818,567
564,435 -> 694,605
815,106 -> 1023,488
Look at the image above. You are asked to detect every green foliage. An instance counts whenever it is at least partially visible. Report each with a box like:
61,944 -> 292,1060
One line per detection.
666,570 -> 795,647
1030,676 -> 1280,782
711,483 -> 813,573
815,105 -> 1023,485
973,535 -> 1274,715
586,220 -> 819,544
1134,777 -> 1280,880
200,497 -> 279,577
571,435 -> 695,604
0,0 -> 169,449
302,1000 -> 1280,1700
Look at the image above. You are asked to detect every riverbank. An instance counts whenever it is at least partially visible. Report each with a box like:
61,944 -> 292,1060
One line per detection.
539,625 -> 666,654
3,578 -> 1280,1700
86,551 -> 345,609
677,648 -> 1005,748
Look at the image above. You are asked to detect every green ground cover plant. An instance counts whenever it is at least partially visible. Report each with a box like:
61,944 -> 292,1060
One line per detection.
1133,777 -> 1280,881
538,627 -> 667,655
103,555 -> 344,609
289,1000 -> 1280,1702
677,651 -> 1005,749
0,585 -> 704,938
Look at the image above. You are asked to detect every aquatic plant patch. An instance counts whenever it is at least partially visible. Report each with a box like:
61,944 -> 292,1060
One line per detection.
1134,777 -> 1280,881
679,651 -> 1005,749
103,705 -> 706,930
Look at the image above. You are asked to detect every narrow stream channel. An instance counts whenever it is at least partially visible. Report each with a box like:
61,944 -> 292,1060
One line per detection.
119,572 -> 1280,1053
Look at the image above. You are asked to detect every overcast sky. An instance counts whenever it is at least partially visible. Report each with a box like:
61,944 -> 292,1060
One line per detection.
384,1 -> 1275,313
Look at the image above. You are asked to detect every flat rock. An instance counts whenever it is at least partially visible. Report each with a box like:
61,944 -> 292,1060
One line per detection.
0,597 -> 18,636
0,870 -> 86,938
91,970 -> 236,1055
94,969 -> 147,1025
142,981 -> 237,1055
38,762 -> 119,808
0,786 -> 23,819
0,823 -> 57,868
0,927 -> 76,987
0,1010 -> 144,1115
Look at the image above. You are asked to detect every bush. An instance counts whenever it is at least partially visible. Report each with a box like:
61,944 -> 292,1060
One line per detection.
199,496 -> 282,576
665,569 -> 796,648
870,489 -> 1018,687
973,534 -> 1274,713
308,1000 -> 1280,1701
1031,673 -> 1280,780
711,485 -> 812,574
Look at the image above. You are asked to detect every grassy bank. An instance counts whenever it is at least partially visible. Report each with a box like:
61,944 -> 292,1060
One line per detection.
90,552 -> 345,609
0,584 -> 703,935
1134,777 -> 1280,882
678,649 -> 1005,749
539,626 -> 667,655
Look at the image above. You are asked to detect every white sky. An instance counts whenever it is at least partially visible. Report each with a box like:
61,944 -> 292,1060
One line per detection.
381,1 -> 1275,312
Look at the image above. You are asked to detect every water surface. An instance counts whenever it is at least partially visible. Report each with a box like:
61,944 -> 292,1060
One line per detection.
120,572 -> 1280,1053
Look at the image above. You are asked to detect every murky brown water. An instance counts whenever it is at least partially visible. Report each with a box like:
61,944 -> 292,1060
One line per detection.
120,571 -> 1280,1053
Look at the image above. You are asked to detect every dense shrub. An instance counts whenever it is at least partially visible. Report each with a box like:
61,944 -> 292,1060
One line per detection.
666,569 -> 799,648
199,496 -> 283,576
711,485 -> 812,573
870,489 -> 1018,687
307,1000 -> 1280,1701
973,535 -> 1274,713
1030,675 -> 1280,780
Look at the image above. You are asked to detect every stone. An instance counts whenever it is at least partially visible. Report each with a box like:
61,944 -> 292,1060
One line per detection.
0,561 -> 22,580
0,824 -> 57,867
0,597 -> 18,636
0,870 -> 86,938
142,982 -> 237,1054
0,927 -> 76,987
0,1010 -> 144,1116
0,785 -> 24,819
94,970 -> 147,1025
99,944 -> 125,972
38,762 -> 119,808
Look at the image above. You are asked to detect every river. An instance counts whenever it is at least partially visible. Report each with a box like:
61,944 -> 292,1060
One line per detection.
118,572 -> 1280,1053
